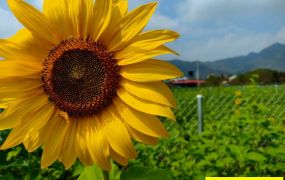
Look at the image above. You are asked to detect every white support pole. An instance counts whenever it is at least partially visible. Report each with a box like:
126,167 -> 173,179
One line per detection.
197,94 -> 203,133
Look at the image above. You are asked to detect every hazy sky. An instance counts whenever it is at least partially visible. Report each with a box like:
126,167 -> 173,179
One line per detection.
1,0 -> 285,61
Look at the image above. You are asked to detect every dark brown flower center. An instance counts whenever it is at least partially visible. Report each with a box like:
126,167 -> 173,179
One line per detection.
42,38 -> 120,117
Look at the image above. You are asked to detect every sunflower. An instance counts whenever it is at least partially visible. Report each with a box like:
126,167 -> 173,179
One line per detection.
0,0 -> 183,170
235,98 -> 242,105
235,90 -> 241,97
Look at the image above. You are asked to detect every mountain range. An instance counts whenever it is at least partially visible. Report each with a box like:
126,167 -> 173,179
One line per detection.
169,43 -> 285,79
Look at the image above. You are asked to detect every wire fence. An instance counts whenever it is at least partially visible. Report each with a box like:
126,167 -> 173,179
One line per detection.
172,85 -> 285,134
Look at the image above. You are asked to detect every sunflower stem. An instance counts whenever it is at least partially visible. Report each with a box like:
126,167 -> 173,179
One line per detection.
102,170 -> 109,180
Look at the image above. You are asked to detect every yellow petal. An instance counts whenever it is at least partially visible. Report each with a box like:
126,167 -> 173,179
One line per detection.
41,111 -> 69,168
0,93 -> 47,131
117,88 -> 175,120
129,30 -> 179,48
120,59 -> 184,82
23,132 -> 42,152
75,118 -> 93,166
113,98 -> 169,137
0,40 -> 20,58
0,78 -> 41,92
9,28 -> 29,42
121,79 -> 176,108
0,98 -> 14,109
117,46 -> 178,66
58,120 -> 77,169
0,103 -> 8,109
116,30 -> 179,61
90,0 -> 112,41
110,147 -> 128,166
106,3 -> 157,51
100,0 -> 128,43
7,0 -> 61,45
88,116 -> 111,171
103,107 -> 137,159
0,79 -> 42,101
7,28 -> 50,59
43,0 -> 73,38
0,59 -> 41,78
68,0 -> 94,38
1,102 -> 54,150
112,0 -> 128,17
125,124 -> 158,146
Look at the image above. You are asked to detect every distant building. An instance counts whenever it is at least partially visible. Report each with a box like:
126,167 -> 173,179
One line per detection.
228,75 -> 237,81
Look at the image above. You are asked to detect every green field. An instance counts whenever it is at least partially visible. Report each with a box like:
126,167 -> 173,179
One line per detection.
1,85 -> 285,179
131,85 -> 285,179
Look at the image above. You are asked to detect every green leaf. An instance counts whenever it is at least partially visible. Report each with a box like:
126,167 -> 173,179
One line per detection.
275,162 -> 285,171
246,152 -> 266,162
109,162 -> 121,180
72,163 -> 84,177
1,173 -> 15,180
120,166 -> 172,180
78,165 -> 103,180
267,146 -> 285,157
6,147 -> 21,161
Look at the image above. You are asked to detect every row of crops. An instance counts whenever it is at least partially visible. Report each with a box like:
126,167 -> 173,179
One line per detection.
0,84 -> 285,179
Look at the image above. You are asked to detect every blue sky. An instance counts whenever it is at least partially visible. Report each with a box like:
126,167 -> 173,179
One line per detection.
1,0 -> 285,61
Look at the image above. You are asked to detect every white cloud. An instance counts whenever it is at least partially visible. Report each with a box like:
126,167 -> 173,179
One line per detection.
167,0 -> 285,61
179,27 -> 285,61
177,0 -> 285,23
148,13 -> 179,30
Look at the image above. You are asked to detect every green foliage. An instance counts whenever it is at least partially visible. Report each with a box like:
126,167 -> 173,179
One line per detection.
231,69 -> 285,85
129,85 -> 285,179
205,74 -> 227,86
78,163 -> 121,180
205,68 -> 285,86
120,166 -> 172,180
0,130 -> 83,179
78,165 -> 103,180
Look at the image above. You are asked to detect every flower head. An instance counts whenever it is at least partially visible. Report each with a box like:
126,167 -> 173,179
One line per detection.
235,98 -> 242,105
0,0 -> 182,170
235,90 -> 241,97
